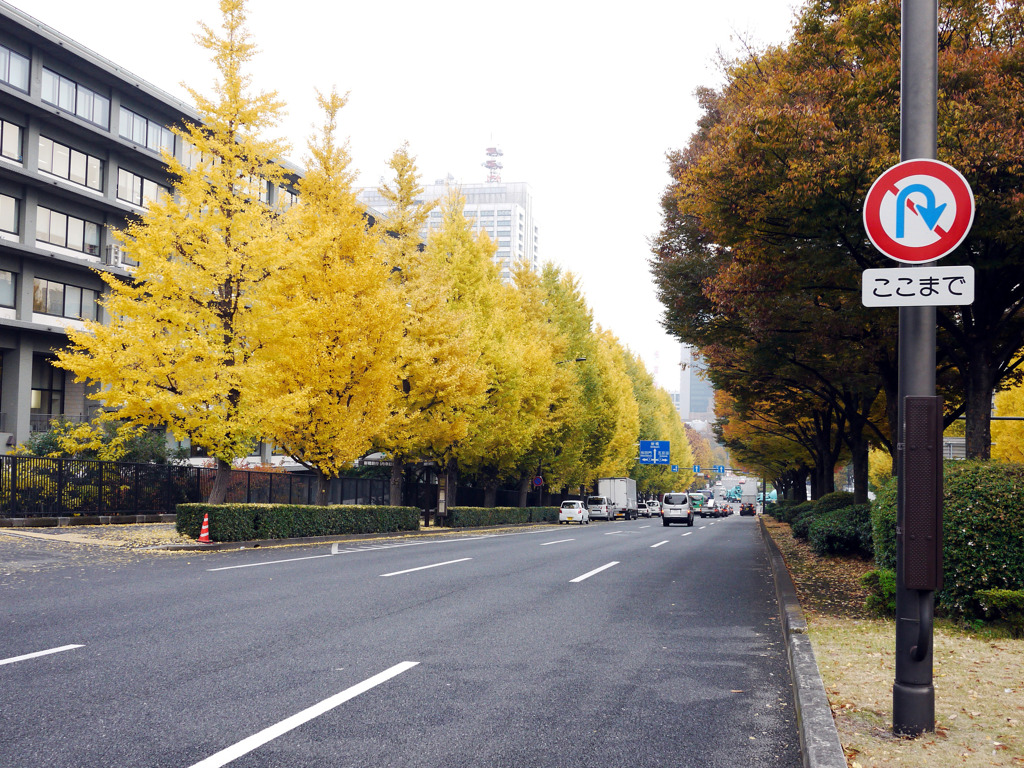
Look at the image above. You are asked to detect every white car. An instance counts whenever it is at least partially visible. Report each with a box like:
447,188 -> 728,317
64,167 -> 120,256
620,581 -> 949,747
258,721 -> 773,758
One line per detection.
661,492 -> 694,527
586,495 -> 612,520
559,500 -> 590,525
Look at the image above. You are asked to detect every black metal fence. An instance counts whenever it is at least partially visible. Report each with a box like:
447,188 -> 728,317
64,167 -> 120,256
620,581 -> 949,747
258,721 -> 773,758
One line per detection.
0,456 -> 387,518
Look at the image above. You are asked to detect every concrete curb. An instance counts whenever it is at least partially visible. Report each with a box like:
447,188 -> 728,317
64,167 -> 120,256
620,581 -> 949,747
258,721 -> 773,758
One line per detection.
759,517 -> 847,768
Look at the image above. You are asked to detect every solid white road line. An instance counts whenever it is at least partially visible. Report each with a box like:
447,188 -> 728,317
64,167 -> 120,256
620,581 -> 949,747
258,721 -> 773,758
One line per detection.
380,558 -> 472,577
570,561 -> 619,583
650,540 -> 669,548
639,525 -> 651,529
187,661 -> 419,768
208,554 -> 333,572
604,531 -> 624,536
682,532 -> 694,537
540,539 -> 574,546
0,644 -> 83,666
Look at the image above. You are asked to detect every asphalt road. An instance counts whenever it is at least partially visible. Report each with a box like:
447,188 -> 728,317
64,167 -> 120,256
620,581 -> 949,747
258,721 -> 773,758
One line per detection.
1,515 -> 802,768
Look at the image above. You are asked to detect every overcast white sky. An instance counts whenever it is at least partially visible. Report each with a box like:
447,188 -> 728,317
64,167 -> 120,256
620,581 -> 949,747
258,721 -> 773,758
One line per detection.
16,0 -> 800,391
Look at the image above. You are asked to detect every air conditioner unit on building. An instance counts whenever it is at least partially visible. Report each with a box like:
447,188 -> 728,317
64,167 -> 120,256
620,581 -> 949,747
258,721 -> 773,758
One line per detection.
104,245 -> 123,266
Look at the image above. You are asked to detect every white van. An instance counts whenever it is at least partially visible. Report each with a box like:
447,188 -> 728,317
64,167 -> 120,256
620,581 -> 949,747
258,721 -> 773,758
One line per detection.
586,495 -> 612,520
661,492 -> 694,527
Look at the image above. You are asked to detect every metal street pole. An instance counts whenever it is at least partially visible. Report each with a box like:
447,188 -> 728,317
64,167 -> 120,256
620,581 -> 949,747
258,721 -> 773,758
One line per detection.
894,0 -> 938,736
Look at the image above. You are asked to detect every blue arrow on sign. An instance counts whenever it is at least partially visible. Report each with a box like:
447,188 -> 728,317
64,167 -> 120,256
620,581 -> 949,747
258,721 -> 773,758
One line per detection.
671,465 -> 678,472
896,184 -> 947,238
693,465 -> 700,473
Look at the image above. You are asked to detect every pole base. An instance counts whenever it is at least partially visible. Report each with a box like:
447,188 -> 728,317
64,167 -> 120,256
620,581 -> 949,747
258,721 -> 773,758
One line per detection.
893,681 -> 934,736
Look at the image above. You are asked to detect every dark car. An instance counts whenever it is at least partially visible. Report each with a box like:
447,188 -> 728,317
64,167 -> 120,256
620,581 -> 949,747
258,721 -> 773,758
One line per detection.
739,502 -> 756,516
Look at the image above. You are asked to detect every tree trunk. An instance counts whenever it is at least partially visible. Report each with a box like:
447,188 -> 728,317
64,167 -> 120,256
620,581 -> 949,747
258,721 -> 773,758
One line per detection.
390,458 -> 404,507
518,473 -> 531,507
792,467 -> 809,502
484,481 -> 498,508
208,457 -> 233,504
965,350 -> 993,459
314,469 -> 330,506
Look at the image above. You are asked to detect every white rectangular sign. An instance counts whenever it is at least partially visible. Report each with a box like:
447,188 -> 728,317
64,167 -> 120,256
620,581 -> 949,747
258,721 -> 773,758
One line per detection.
862,265 -> 974,307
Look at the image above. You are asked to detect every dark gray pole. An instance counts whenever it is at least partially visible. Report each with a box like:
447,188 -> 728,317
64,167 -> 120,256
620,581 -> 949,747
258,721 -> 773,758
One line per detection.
894,0 -> 938,737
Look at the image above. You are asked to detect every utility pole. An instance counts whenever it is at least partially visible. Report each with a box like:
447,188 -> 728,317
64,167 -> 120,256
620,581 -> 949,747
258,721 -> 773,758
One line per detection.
894,0 -> 939,737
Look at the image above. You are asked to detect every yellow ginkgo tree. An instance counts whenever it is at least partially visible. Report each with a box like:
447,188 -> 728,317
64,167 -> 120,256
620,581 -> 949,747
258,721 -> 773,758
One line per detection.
57,0 -> 290,503
262,89 -> 402,498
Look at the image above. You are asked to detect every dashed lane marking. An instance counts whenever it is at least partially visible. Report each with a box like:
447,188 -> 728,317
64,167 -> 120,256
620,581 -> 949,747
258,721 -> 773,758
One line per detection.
380,558 -> 472,577
0,644 -> 83,666
650,540 -> 669,548
570,561 -> 619,583
540,539 -> 574,546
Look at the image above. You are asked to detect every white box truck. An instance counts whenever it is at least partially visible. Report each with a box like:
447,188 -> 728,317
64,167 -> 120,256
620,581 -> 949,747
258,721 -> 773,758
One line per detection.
597,477 -> 638,520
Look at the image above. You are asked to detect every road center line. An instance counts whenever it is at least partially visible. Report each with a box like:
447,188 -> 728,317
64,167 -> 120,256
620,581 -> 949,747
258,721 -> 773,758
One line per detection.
540,539 -> 574,546
186,661 -> 419,768
0,644 -> 83,666
380,558 -> 472,577
570,561 -> 619,583
650,540 -> 669,548
682,532 -> 693,537
604,531 -> 624,535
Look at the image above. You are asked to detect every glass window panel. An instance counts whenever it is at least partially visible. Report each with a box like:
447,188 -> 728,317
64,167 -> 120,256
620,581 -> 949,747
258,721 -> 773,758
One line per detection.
41,69 -> 58,105
49,211 -> 67,246
146,120 -> 161,151
0,194 -> 16,234
118,107 -> 132,139
76,89 -> 93,121
35,207 -> 50,242
58,76 -> 75,111
82,289 -> 97,320
84,222 -> 99,254
51,141 -> 70,179
0,270 -> 14,307
47,281 -> 63,314
69,150 -> 87,185
7,50 -> 28,91
37,136 -> 53,174
117,168 -> 132,202
64,285 -> 81,318
160,126 -> 173,153
0,48 -> 6,80
66,216 -> 84,251
86,156 -> 102,190
1,121 -> 21,161
92,93 -> 109,128
32,279 -> 48,313
132,114 -> 146,145
142,179 -> 161,206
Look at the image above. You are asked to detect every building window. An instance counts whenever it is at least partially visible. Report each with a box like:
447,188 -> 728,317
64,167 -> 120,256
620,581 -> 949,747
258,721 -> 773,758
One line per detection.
0,269 -> 15,307
498,209 -> 511,215
0,44 -> 30,91
31,356 -> 64,423
117,168 -> 167,207
41,69 -> 110,129
32,277 -> 98,321
38,136 -> 103,191
1,119 -> 23,162
118,106 -> 174,155
0,193 -> 17,234
36,206 -> 101,255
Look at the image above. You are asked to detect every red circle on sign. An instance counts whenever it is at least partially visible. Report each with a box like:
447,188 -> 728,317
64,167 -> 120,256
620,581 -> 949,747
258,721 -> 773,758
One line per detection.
863,159 -> 975,263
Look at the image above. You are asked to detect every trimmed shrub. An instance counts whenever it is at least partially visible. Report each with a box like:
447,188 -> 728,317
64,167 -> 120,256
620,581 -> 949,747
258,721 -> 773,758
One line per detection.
448,506 -> 558,528
862,568 -> 897,617
176,503 -> 420,542
769,499 -> 802,523
777,500 -> 815,525
870,461 -> 1024,620
808,504 -> 873,557
814,491 -> 856,514
975,589 -> 1024,638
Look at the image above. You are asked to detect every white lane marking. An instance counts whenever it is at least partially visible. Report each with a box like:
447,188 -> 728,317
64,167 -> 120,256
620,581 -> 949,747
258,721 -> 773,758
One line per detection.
0,644 -> 83,666
208,554 -> 334,572
699,526 -> 708,530
570,561 -> 619,583
540,539 -> 574,546
650,540 -> 669,548
380,558 -> 472,577
332,541 -> 428,555
639,525 -> 651,529
187,661 -> 418,768
682,532 -> 694,537
604,531 -> 624,536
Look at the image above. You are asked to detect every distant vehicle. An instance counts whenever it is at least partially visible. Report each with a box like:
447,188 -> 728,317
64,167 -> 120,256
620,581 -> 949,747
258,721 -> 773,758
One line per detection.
739,502 -> 757,516
715,480 -> 722,487
637,501 -> 652,518
597,477 -> 638,520
741,485 -> 758,513
647,499 -> 661,516
559,500 -> 589,525
689,493 -> 708,518
661,492 -> 693,527
586,495 -> 611,521
739,478 -> 746,484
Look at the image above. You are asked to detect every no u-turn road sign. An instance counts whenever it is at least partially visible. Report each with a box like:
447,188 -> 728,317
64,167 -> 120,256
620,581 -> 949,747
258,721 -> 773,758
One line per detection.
863,159 -> 975,264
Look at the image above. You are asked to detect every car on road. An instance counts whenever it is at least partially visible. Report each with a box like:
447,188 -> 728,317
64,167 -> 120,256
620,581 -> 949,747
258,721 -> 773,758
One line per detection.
647,499 -> 661,516
739,502 -> 757,516
586,495 -> 611,521
704,497 -> 725,518
559,500 -> 590,525
661,492 -> 694,527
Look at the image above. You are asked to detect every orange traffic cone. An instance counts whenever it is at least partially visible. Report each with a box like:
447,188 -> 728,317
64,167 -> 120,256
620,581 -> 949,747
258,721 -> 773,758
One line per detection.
198,512 -> 211,543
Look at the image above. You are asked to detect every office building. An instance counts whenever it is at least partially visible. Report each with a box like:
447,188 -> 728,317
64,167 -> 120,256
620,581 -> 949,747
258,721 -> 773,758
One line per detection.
678,344 -> 715,421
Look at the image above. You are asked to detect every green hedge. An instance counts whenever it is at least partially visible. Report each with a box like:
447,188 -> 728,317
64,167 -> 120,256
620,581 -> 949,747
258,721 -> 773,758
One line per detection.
975,589 -> 1024,638
447,506 -> 558,528
176,503 -> 420,542
870,461 -> 1024,619
861,568 -> 897,617
808,504 -> 873,558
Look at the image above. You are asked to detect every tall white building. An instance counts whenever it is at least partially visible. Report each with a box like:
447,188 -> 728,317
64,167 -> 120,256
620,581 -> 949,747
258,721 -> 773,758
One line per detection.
678,344 -> 715,421
358,177 -> 539,284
